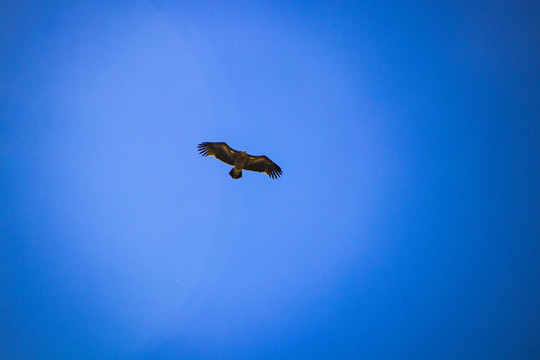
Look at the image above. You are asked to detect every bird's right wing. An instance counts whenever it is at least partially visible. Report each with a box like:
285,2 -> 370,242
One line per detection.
197,142 -> 238,165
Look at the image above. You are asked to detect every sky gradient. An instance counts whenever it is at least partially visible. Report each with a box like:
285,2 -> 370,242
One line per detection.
1,1 -> 540,359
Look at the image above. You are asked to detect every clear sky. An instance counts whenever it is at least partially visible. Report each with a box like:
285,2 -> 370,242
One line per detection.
1,0 -> 539,359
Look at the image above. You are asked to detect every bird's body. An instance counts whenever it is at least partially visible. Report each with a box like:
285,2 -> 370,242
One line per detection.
230,150 -> 248,179
197,142 -> 282,179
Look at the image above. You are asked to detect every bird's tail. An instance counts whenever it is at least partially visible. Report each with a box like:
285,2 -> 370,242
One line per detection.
229,168 -> 242,179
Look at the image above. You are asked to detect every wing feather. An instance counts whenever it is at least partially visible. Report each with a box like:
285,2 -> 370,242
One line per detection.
243,154 -> 283,179
197,142 -> 239,165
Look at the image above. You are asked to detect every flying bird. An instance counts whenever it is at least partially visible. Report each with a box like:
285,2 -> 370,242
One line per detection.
197,142 -> 283,179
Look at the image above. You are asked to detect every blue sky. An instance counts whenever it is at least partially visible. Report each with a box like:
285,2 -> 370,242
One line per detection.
1,0 -> 539,359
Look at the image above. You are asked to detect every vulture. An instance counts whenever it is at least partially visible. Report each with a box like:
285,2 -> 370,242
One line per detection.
197,142 -> 283,179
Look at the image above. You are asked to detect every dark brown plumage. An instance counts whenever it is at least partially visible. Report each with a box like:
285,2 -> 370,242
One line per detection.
197,142 -> 283,179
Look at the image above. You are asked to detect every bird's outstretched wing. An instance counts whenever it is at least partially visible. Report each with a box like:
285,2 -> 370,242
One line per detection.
243,154 -> 283,179
197,142 -> 239,165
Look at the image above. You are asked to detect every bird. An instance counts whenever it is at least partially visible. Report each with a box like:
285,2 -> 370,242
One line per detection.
197,142 -> 283,179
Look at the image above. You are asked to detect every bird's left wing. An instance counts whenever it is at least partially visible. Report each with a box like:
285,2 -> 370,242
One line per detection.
243,155 -> 283,179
